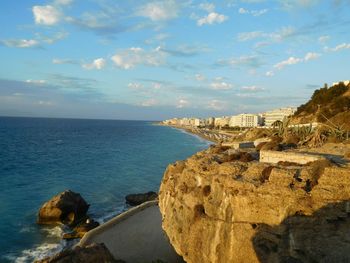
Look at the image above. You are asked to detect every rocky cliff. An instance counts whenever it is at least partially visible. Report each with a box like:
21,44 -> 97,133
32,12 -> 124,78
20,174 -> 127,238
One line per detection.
159,145 -> 350,263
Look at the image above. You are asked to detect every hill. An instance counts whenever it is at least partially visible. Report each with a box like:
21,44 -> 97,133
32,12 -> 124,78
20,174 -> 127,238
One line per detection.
292,81 -> 350,130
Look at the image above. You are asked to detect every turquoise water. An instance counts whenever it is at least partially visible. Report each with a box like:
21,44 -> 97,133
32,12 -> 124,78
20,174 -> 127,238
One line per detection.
0,117 -> 210,262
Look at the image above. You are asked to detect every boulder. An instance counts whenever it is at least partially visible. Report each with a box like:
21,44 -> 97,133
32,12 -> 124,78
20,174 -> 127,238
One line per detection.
63,218 -> 100,240
35,243 -> 123,263
125,191 -> 158,206
38,190 -> 89,226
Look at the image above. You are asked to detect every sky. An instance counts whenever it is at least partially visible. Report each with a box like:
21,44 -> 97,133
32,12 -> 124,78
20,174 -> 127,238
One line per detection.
0,0 -> 350,120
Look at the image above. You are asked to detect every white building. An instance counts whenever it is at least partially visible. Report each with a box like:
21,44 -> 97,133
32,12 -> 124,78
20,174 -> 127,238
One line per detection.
214,117 -> 230,128
264,107 -> 297,127
229,114 -> 262,128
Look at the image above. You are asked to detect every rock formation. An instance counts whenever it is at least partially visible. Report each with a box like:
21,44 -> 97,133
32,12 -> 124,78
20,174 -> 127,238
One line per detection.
38,190 -> 90,225
35,243 -> 123,263
159,145 -> 350,263
125,191 -> 158,206
62,218 -> 100,240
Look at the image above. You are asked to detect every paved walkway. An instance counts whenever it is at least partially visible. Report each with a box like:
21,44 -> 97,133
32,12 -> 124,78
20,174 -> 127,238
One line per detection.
79,201 -> 184,263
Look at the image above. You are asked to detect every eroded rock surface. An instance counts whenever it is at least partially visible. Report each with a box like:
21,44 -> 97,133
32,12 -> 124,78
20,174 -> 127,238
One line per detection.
38,190 -> 89,225
159,145 -> 350,263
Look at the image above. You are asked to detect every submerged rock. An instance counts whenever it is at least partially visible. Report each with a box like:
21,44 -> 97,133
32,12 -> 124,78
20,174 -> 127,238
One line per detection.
125,191 -> 158,206
35,243 -> 123,263
63,218 -> 100,240
38,190 -> 89,226
159,145 -> 350,263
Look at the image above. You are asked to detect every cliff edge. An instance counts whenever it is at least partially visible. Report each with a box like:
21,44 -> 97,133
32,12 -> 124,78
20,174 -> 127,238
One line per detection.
159,145 -> 350,263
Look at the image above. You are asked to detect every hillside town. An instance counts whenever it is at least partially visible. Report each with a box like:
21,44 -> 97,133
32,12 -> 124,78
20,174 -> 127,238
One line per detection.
162,107 -> 297,129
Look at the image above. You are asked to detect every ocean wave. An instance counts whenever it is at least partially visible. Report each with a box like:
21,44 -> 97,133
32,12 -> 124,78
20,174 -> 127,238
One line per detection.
41,226 -> 64,238
12,242 -> 65,263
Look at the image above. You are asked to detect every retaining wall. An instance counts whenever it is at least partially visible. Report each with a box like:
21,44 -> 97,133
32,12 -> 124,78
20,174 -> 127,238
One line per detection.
260,150 -> 325,164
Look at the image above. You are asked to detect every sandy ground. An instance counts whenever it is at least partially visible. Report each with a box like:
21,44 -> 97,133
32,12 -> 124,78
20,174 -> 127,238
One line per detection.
79,201 -> 184,263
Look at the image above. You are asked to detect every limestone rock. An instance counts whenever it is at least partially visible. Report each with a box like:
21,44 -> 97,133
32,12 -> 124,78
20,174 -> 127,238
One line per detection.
35,243 -> 123,263
159,145 -> 350,263
125,191 -> 158,206
38,190 -> 89,225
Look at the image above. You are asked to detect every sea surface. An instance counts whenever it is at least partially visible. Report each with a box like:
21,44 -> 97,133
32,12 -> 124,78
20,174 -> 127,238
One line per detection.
0,117 -> 211,262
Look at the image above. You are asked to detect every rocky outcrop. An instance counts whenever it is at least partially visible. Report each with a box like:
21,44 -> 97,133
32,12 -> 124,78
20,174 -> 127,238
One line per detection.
63,218 -> 100,240
159,145 -> 350,263
35,243 -> 123,263
125,191 -> 158,206
38,190 -> 89,225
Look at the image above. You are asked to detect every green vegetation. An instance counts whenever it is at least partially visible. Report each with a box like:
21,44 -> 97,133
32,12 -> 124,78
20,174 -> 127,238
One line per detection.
295,82 -> 350,123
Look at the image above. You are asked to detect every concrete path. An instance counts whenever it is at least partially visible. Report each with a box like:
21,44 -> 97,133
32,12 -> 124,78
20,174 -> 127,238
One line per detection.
79,201 -> 184,263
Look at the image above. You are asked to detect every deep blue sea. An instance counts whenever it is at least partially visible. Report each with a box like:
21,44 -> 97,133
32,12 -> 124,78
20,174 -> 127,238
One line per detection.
0,117 -> 210,262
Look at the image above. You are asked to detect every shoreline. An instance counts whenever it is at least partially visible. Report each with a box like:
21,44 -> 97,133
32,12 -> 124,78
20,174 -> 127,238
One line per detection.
160,123 -> 235,143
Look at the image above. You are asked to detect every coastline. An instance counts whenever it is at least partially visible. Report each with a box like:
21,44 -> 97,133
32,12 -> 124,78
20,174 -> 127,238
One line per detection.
159,123 -> 235,143
1,119 -> 210,263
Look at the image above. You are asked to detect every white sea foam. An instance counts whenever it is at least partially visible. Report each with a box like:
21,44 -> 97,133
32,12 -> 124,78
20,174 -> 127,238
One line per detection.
9,226 -> 66,262
14,242 -> 65,263
41,226 -> 64,238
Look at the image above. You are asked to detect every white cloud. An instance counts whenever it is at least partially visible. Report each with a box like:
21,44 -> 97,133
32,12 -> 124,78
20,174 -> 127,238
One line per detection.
237,31 -> 264,41
37,100 -> 53,106
199,3 -> 215,12
136,0 -> 179,21
241,85 -> 265,92
210,81 -> 233,90
152,82 -> 162,89
128,82 -> 143,90
318,35 -> 330,44
176,99 -> 189,108
265,71 -> 274,77
141,99 -> 157,107
111,47 -> 165,69
272,51 -> 321,72
238,7 -> 268,16
82,58 -> 106,70
0,39 -> 39,48
36,31 -> 68,44
26,79 -> 47,84
238,26 -> 295,43
52,58 -> 77,64
304,52 -> 320,61
273,57 -> 303,70
195,74 -> 206,81
218,55 -> 264,68
32,5 -> 62,25
197,12 -> 228,26
207,100 -> 226,111
326,43 -> 350,52
54,0 -> 73,6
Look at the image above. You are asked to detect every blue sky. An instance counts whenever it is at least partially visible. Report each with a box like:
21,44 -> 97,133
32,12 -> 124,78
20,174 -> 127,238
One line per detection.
0,0 -> 350,120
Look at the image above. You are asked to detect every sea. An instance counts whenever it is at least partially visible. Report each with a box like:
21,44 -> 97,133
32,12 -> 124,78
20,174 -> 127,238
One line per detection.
0,117 -> 211,262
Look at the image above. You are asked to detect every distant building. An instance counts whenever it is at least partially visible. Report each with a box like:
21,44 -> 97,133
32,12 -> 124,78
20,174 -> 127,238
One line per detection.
214,117 -> 230,128
264,107 -> 297,127
229,114 -> 262,128
205,117 -> 215,127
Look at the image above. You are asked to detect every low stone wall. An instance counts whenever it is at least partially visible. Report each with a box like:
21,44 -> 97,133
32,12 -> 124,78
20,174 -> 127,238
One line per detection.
79,201 -> 184,263
260,150 -> 325,164
222,141 -> 255,149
